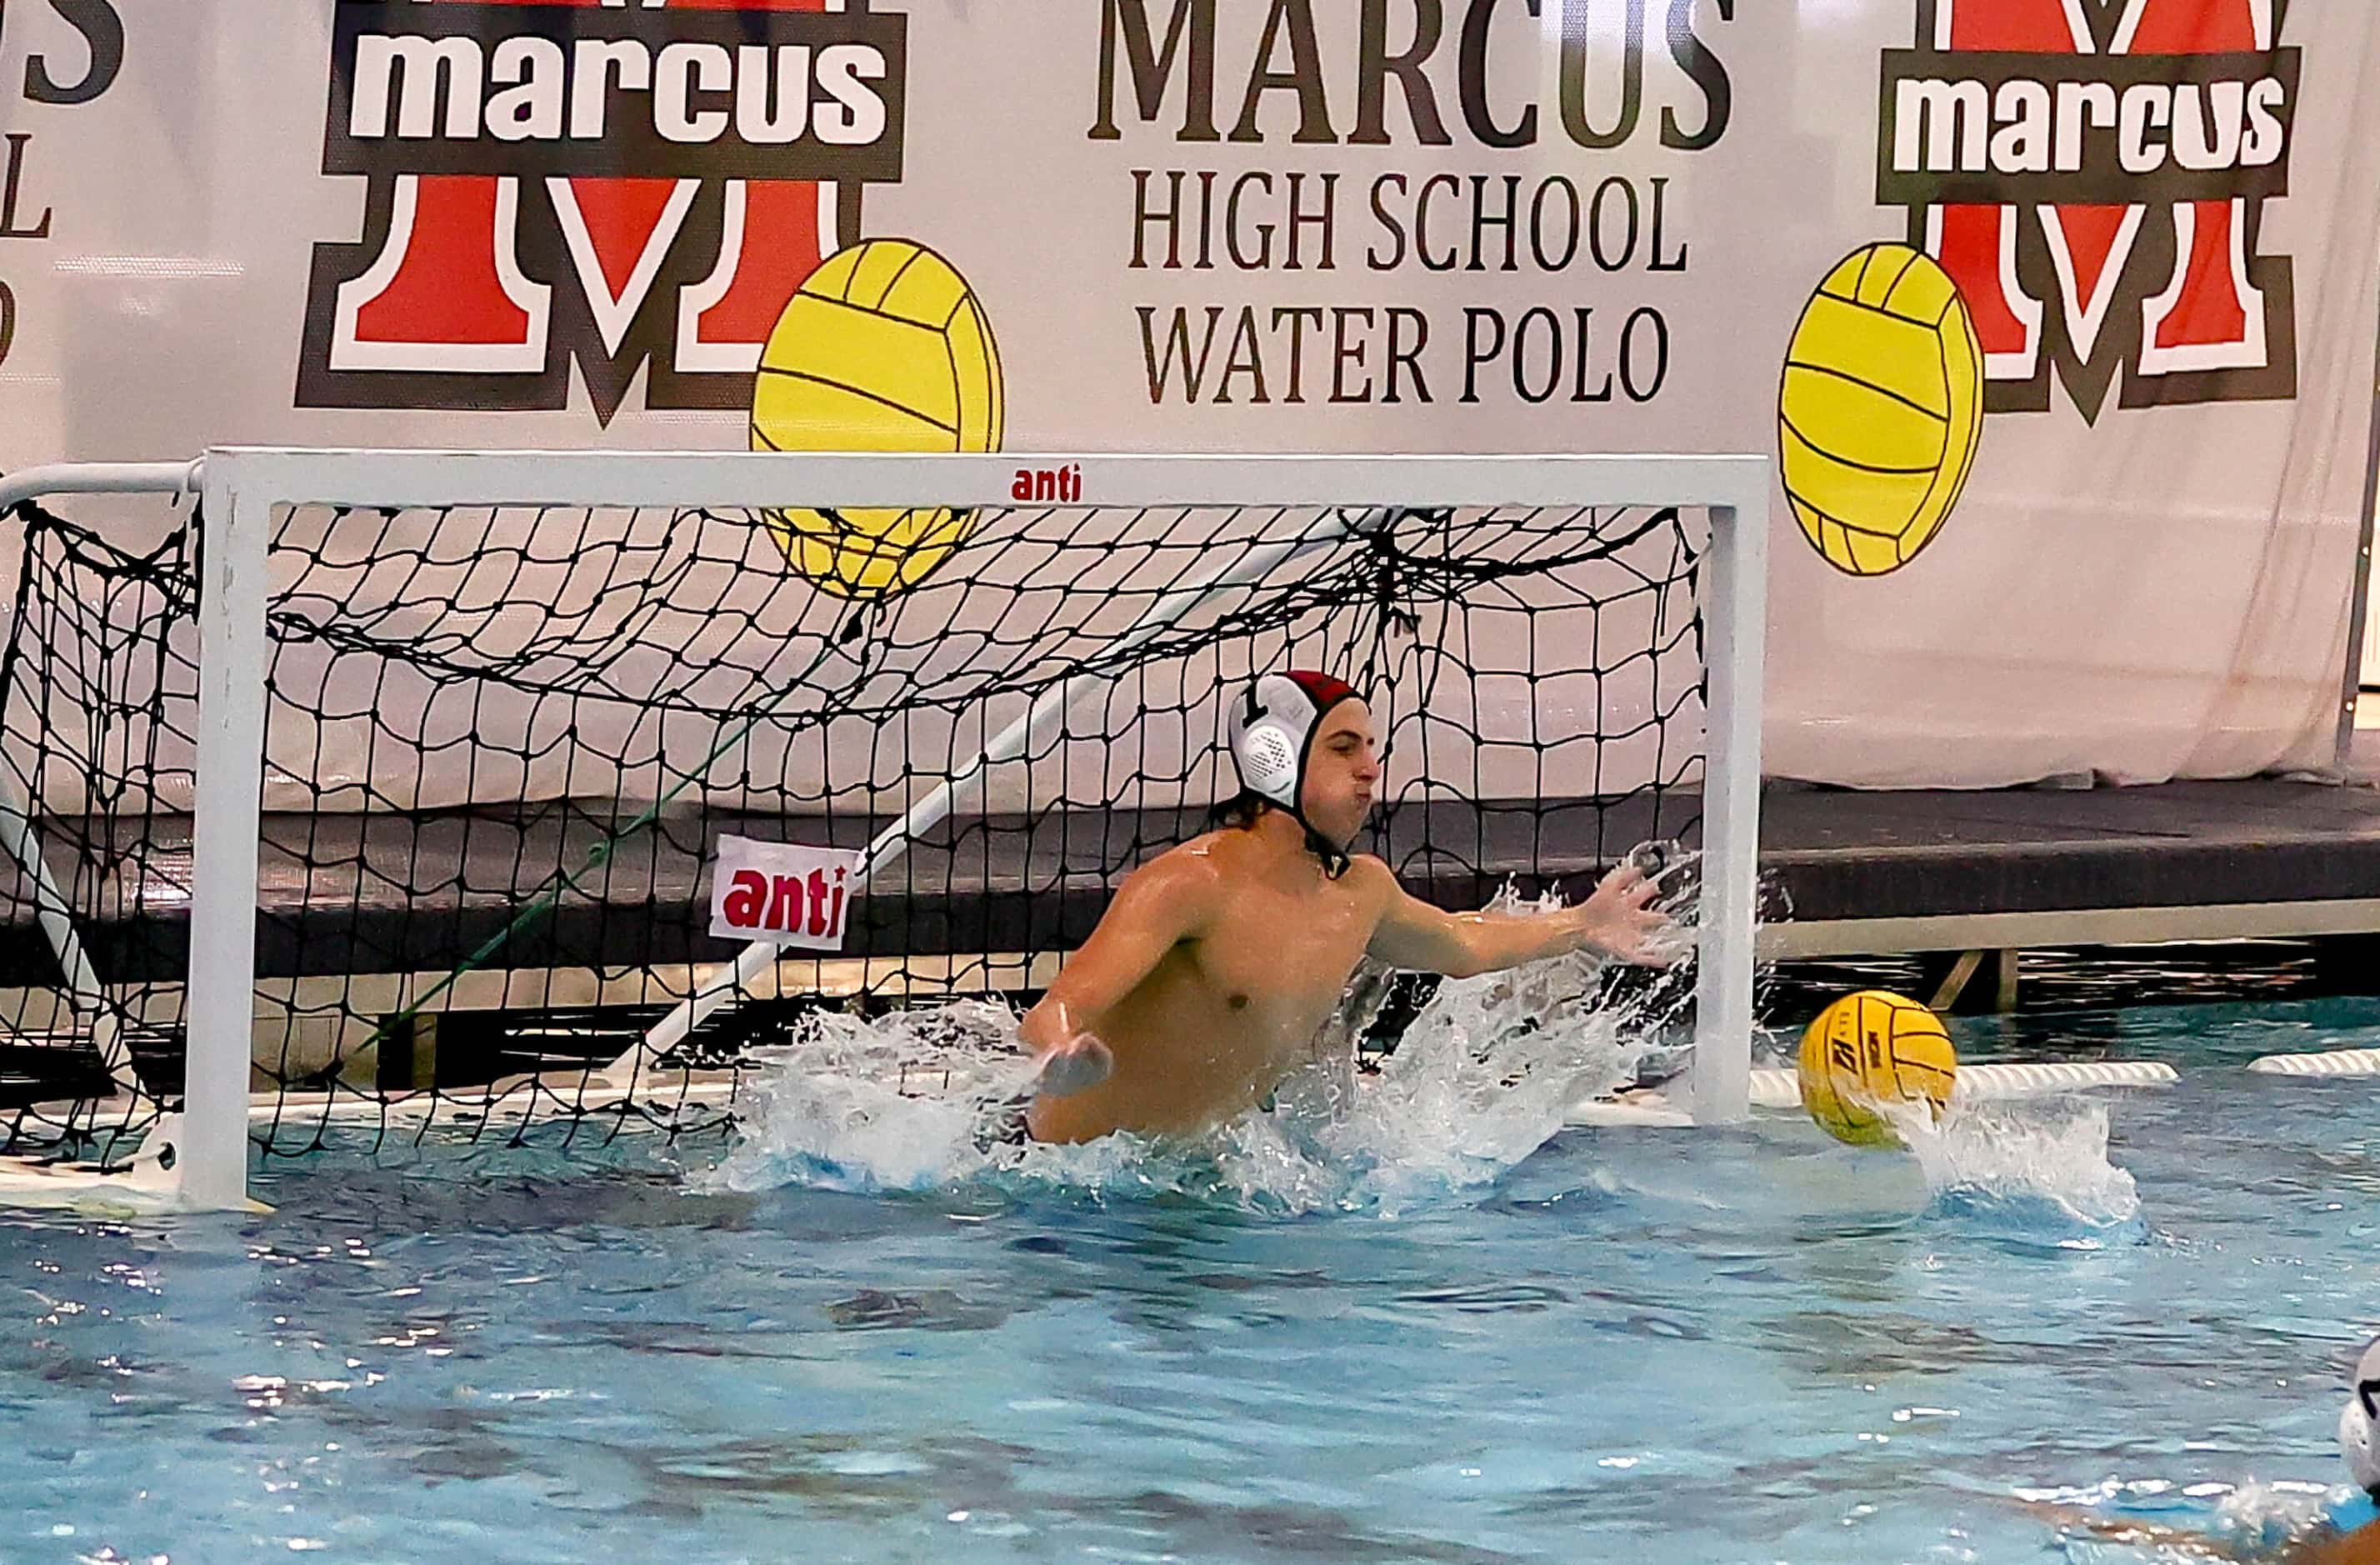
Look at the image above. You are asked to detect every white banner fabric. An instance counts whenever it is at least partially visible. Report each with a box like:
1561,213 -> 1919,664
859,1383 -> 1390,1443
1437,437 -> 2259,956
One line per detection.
0,0 -> 2371,792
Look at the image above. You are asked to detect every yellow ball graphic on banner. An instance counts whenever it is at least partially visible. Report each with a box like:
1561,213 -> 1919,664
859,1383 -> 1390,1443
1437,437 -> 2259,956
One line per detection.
1778,242 -> 1983,577
751,239 -> 1005,598
1797,989 -> 1958,1148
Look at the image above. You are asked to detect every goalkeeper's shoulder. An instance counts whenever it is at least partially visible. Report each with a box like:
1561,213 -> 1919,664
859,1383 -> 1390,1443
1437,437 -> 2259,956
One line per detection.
1112,832 -> 1236,908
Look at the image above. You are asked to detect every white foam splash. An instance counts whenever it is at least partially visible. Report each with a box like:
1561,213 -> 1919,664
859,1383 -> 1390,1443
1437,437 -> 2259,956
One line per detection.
2022,1477 -> 2341,1558
2207,1481 -> 2344,1549
1310,949 -> 1656,1210
702,1000 -> 1032,1195
702,889 -> 1688,1215
1886,1095 -> 2142,1238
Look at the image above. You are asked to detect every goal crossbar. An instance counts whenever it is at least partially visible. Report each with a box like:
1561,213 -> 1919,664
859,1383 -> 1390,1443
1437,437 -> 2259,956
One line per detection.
201,448 -> 1770,513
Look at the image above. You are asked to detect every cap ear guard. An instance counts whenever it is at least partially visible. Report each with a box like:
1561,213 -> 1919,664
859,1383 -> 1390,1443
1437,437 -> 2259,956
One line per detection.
1235,720 -> 1302,804
1228,672 -> 1331,811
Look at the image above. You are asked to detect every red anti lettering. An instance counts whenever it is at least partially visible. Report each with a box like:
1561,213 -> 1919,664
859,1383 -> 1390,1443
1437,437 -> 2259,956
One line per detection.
722,868 -> 768,929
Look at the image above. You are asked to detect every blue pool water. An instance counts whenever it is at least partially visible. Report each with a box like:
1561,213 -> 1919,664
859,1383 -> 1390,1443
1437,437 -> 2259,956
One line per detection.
6,993 -> 2380,1564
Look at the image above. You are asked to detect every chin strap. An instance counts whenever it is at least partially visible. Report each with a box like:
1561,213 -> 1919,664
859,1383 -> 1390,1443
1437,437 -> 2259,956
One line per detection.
1216,794 -> 1348,879
1302,820 -> 1351,880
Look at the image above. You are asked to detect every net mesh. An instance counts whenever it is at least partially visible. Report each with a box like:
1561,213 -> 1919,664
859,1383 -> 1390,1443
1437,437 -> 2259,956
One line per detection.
0,491 -> 1708,1168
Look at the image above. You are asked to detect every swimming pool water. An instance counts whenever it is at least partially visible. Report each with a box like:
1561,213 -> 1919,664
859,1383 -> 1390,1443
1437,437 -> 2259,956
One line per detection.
5,996 -> 2379,1564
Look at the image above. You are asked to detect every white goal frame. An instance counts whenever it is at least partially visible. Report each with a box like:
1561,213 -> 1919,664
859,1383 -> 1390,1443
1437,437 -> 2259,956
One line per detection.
1,448 -> 1769,1212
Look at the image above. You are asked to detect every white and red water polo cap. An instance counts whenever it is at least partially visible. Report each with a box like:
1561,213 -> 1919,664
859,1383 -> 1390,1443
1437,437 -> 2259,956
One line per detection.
1228,670 -> 1359,812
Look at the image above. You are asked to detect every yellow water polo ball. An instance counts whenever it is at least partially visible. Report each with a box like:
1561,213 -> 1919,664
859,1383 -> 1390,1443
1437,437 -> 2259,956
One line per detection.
751,238 -> 1005,598
1798,989 -> 1958,1148
1778,242 -> 1983,577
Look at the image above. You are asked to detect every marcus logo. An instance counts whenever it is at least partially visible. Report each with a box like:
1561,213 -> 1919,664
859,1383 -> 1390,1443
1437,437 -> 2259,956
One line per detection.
298,0 -> 907,425
1878,0 -> 2298,422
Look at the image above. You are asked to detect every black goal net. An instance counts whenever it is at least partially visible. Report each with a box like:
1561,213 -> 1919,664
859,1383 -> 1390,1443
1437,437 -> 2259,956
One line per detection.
0,489 -> 1708,1168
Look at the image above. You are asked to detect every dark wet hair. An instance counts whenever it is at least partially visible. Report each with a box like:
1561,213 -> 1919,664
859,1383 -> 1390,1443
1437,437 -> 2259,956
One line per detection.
1207,790 -> 1349,878
1208,790 -> 1268,832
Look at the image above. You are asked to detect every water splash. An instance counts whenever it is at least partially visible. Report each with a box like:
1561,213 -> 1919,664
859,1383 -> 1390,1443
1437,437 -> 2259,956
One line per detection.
1309,947 -> 1659,1210
1887,1095 -> 2144,1245
2022,1476 -> 2345,1561
702,1000 -> 1033,1196
703,889 -> 1688,1216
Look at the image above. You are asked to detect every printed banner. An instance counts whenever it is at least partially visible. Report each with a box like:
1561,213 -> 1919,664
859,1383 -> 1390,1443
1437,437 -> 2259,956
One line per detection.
0,0 -> 2372,788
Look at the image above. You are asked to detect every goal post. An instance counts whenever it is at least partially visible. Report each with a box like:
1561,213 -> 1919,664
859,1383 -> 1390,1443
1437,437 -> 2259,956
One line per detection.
0,460 -> 200,1157
2,448 -> 1768,1212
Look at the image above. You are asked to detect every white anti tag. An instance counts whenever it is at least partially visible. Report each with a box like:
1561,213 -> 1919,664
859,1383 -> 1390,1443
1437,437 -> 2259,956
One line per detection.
709,835 -> 863,950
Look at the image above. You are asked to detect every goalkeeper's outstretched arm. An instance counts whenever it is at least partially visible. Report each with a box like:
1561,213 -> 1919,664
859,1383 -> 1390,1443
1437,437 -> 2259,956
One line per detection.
1358,861 -> 1677,979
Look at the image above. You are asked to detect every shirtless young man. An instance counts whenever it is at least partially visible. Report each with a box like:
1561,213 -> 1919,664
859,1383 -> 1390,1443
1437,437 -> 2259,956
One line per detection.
1017,670 -> 1678,1143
